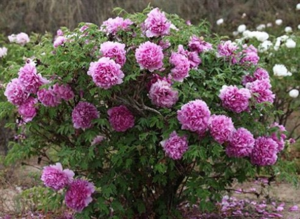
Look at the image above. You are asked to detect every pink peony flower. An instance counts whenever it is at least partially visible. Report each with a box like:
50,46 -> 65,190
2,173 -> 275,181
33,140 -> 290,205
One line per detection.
188,35 -> 212,53
250,137 -> 278,166
101,17 -> 133,35
289,205 -> 299,212
37,88 -> 61,107
0,47 -> 8,58
108,105 -> 135,132
53,84 -> 74,101
56,29 -> 64,36
209,115 -> 235,144
41,163 -> 74,191
143,8 -> 171,38
72,101 -> 99,129
135,41 -> 164,72
270,122 -> 287,152
91,135 -> 105,146
177,45 -> 201,69
242,68 -> 270,86
18,97 -> 38,123
16,32 -> 30,45
53,36 -> 67,48
100,41 -> 126,66
149,79 -> 178,108
177,99 -> 211,135
65,179 -> 95,212
219,85 -> 251,113
160,131 -> 188,160
246,79 -> 275,104
217,41 -> 238,63
169,52 -> 190,82
87,57 -> 124,89
226,128 -> 255,157
4,78 -> 28,106
18,63 -> 48,94
239,45 -> 259,65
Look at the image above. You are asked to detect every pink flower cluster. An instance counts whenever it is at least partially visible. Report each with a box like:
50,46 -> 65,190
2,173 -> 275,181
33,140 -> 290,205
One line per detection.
226,128 -> 255,157
246,79 -> 275,104
188,35 -> 212,53
270,122 -> 287,152
250,137 -> 278,166
108,105 -> 135,132
219,85 -> 251,113
239,45 -> 259,65
100,41 -> 126,66
143,8 -> 171,38
160,131 -> 188,160
169,51 -> 190,82
135,41 -> 164,72
177,99 -> 211,135
149,79 -> 178,108
217,40 -> 238,61
72,101 -> 99,129
87,57 -> 124,89
101,17 -> 133,35
8,32 -> 30,45
209,115 -> 235,144
37,88 -> 61,107
41,163 -> 94,212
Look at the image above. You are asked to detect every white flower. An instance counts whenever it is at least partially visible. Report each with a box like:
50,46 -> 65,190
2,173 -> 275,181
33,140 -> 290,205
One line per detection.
286,39 -> 296,48
289,89 -> 299,98
267,23 -> 272,27
256,24 -> 266,31
232,31 -> 239,36
0,47 -> 8,58
237,24 -> 246,33
243,30 -> 253,38
297,3 -> 300,10
16,32 -> 30,45
216,18 -> 224,25
285,26 -> 293,33
275,19 -> 283,25
259,40 -> 272,52
254,31 -> 269,42
273,64 -> 292,77
8,34 -> 16,43
298,24 -> 300,30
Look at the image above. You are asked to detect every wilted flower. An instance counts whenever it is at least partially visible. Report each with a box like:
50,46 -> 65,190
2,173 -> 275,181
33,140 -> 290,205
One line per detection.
209,115 -> 235,144
108,105 -> 135,132
273,64 -> 292,77
160,131 -> 188,160
0,47 -> 8,58
72,101 -> 99,129
289,205 -> 299,212
289,89 -> 299,98
91,135 -> 105,146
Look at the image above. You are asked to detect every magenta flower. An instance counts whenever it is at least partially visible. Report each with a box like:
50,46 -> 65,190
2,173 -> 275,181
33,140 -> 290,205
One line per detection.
209,115 -> 235,144
270,122 -> 287,152
149,79 -> 178,108
108,105 -> 134,132
177,99 -> 211,135
226,128 -> 255,157
65,179 -> 95,212
239,45 -> 259,65
37,88 -> 61,107
143,8 -> 171,38
160,131 -> 188,160
242,68 -> 270,86
169,52 -> 190,82
41,163 -> 74,191
246,79 -> 275,104
52,84 -> 74,101
72,101 -> 99,129
219,85 -> 251,113
18,97 -> 38,123
250,137 -> 278,166
177,45 -> 201,69
217,41 -> 238,63
53,36 -> 67,48
135,41 -> 164,72
100,17 -> 133,35
188,35 -> 212,53
87,57 -> 124,89
16,32 -> 30,45
4,78 -> 28,106
100,41 -> 126,66
18,63 -> 49,94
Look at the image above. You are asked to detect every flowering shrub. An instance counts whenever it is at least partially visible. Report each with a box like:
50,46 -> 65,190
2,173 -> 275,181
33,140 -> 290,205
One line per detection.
0,7 -> 293,218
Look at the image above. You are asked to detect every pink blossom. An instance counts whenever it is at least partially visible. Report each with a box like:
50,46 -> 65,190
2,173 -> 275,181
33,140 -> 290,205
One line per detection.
18,97 -> 38,123
288,205 -> 299,212
160,131 -> 188,160
91,135 -> 105,146
65,179 -> 95,212
246,79 -> 275,104
16,32 -> 30,45
239,45 -> 259,65
188,35 -> 213,53
87,57 -> 124,89
101,17 -> 133,35
219,85 -> 251,113
146,73 -> 171,91
143,8 -> 171,38
4,78 -> 28,106
100,41 -> 126,66
41,163 -> 74,191
169,52 -> 190,82
270,123 -> 287,152
18,63 -> 48,94
242,68 -> 270,86
250,137 -> 278,166
135,41 -> 164,72
37,88 -> 61,107
149,79 -> 178,108
56,29 -> 64,36
0,47 -> 8,58
158,40 -> 171,50
53,84 -> 74,101
108,105 -> 135,132
53,36 -> 66,48
177,99 -> 211,134
217,40 -> 238,57
177,45 -> 201,69
72,101 -> 99,129
226,128 -> 255,157
209,115 -> 235,144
